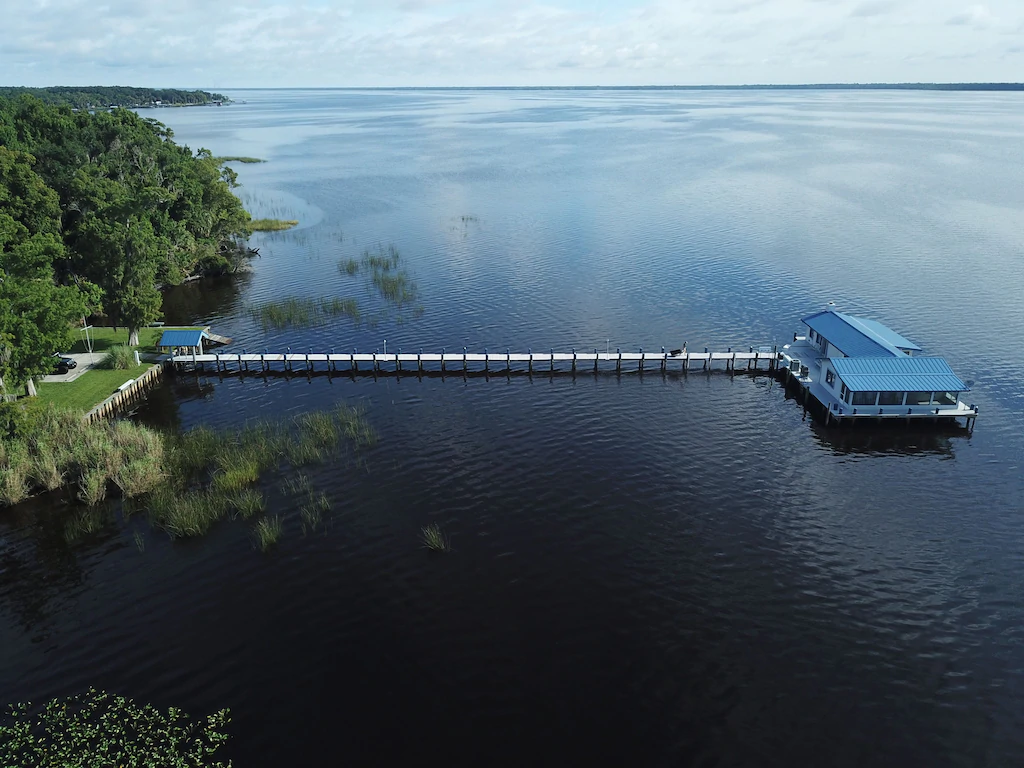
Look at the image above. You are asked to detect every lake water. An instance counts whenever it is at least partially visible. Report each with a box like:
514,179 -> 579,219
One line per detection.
3,89 -> 1024,766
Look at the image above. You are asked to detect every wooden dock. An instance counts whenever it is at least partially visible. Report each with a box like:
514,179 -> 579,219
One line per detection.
171,346 -> 780,375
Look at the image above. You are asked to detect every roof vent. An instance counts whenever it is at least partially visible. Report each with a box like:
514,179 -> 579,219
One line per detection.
826,301 -> 837,313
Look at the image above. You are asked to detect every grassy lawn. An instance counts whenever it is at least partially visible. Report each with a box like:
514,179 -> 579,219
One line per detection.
67,325 -> 205,354
37,364 -> 156,411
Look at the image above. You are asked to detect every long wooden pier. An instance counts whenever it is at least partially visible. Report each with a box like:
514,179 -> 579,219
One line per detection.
171,346 -> 780,375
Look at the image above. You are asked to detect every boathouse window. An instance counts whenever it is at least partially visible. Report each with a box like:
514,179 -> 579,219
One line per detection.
878,391 -> 904,406
906,391 -> 932,406
935,391 -> 958,405
825,369 -> 835,386
852,391 -> 878,406
840,383 -> 849,403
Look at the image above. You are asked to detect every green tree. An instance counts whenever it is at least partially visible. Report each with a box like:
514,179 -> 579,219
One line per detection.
0,147 -> 96,396
0,688 -> 231,767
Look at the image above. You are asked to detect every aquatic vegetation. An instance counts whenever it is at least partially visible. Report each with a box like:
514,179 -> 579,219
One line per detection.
215,155 -> 266,163
0,688 -> 232,767
253,515 -> 283,551
283,473 -> 312,496
77,467 -> 109,506
63,506 -> 114,543
248,296 -> 361,330
101,345 -> 135,370
372,271 -> 417,305
1,401 -> 376,553
134,529 -> 146,552
249,218 -> 298,231
340,258 -> 360,275
300,492 -> 331,532
229,489 -> 266,519
421,523 -> 451,552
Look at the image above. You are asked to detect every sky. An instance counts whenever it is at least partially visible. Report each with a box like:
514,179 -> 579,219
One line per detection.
1,0 -> 1022,88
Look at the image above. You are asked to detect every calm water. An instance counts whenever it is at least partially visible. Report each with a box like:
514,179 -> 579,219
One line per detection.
3,89 -> 1024,766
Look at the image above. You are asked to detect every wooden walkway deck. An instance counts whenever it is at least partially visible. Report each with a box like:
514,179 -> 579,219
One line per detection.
171,346 -> 780,375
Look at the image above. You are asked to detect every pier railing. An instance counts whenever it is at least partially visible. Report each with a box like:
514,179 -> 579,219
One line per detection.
171,346 -> 780,375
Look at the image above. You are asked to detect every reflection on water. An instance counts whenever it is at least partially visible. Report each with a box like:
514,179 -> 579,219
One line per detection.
3,89 -> 1024,767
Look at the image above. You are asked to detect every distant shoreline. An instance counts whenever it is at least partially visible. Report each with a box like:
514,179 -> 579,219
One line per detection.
220,83 -> 1024,92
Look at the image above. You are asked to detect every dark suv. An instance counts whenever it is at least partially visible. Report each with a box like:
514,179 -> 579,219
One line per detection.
53,354 -> 77,374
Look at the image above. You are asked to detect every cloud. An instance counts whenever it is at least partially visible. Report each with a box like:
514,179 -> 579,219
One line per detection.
0,0 -> 1022,86
848,0 -> 900,17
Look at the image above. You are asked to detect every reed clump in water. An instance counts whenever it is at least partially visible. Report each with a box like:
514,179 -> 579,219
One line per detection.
2,402 -> 377,554
253,515 -> 283,551
248,296 -> 361,330
421,523 -> 451,552
300,491 -> 331,532
249,218 -> 298,231
0,406 -> 165,507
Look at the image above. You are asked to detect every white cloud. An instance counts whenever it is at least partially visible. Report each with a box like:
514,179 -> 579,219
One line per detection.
0,0 -> 1021,86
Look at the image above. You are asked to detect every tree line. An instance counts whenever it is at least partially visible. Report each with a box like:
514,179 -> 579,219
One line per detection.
0,95 -> 251,396
0,87 -> 229,109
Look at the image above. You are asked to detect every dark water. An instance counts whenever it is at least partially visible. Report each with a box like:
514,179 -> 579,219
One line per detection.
3,89 -> 1024,766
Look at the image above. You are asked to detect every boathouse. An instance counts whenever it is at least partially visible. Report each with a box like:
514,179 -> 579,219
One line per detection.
157,328 -> 208,356
780,308 -> 977,425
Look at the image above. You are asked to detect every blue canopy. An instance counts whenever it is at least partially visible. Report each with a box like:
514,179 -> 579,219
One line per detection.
158,329 -> 205,348
831,356 -> 968,393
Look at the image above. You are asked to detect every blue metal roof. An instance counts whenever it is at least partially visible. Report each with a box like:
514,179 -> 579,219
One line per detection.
158,329 -> 206,347
802,310 -> 920,357
831,356 -> 968,393
839,313 -> 922,351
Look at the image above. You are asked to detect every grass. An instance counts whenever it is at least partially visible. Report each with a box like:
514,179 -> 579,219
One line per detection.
101,345 -> 135,370
253,516 -> 283,551
283,473 -> 311,496
229,489 -> 265,519
300,492 -> 331,532
340,258 -> 359,275
248,297 -> 360,330
215,156 -> 266,163
421,523 -> 451,552
37,364 -> 153,411
250,218 -> 299,231
66,326 -> 203,355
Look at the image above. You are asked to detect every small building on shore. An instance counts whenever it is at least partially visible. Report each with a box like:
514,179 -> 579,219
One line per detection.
780,306 -> 977,426
157,328 -> 208,357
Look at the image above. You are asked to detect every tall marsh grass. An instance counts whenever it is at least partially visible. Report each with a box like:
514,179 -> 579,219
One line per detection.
421,523 -> 451,552
253,516 -> 283,551
248,296 -> 360,330
102,345 -> 135,370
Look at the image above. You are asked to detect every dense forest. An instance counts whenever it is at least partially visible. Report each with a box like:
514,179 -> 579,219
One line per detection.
0,87 -> 229,109
0,96 -> 250,396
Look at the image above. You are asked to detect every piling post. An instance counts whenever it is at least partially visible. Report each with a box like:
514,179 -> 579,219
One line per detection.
353,348 -> 358,373
441,347 -> 446,373
507,348 -> 511,373
418,348 -> 423,374
397,349 -> 402,373
373,350 -> 379,374
550,348 -> 554,373
572,348 -> 577,372
308,347 -> 313,372
594,349 -> 598,373
616,348 -> 621,372
241,349 -> 247,373
704,347 -> 709,371
661,346 -> 666,373
464,347 -> 468,374
639,348 -> 644,372
528,348 -> 533,374
484,348 -> 489,373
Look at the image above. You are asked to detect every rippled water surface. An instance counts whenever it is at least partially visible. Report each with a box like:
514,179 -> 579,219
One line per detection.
3,89 -> 1024,767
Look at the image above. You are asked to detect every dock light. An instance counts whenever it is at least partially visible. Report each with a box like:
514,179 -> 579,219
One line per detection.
384,339 -> 387,354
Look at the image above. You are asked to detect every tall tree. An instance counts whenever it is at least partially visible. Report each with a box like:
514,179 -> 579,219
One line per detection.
0,148 -> 96,395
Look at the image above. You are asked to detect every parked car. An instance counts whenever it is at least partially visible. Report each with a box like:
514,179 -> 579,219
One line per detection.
53,353 -> 77,374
